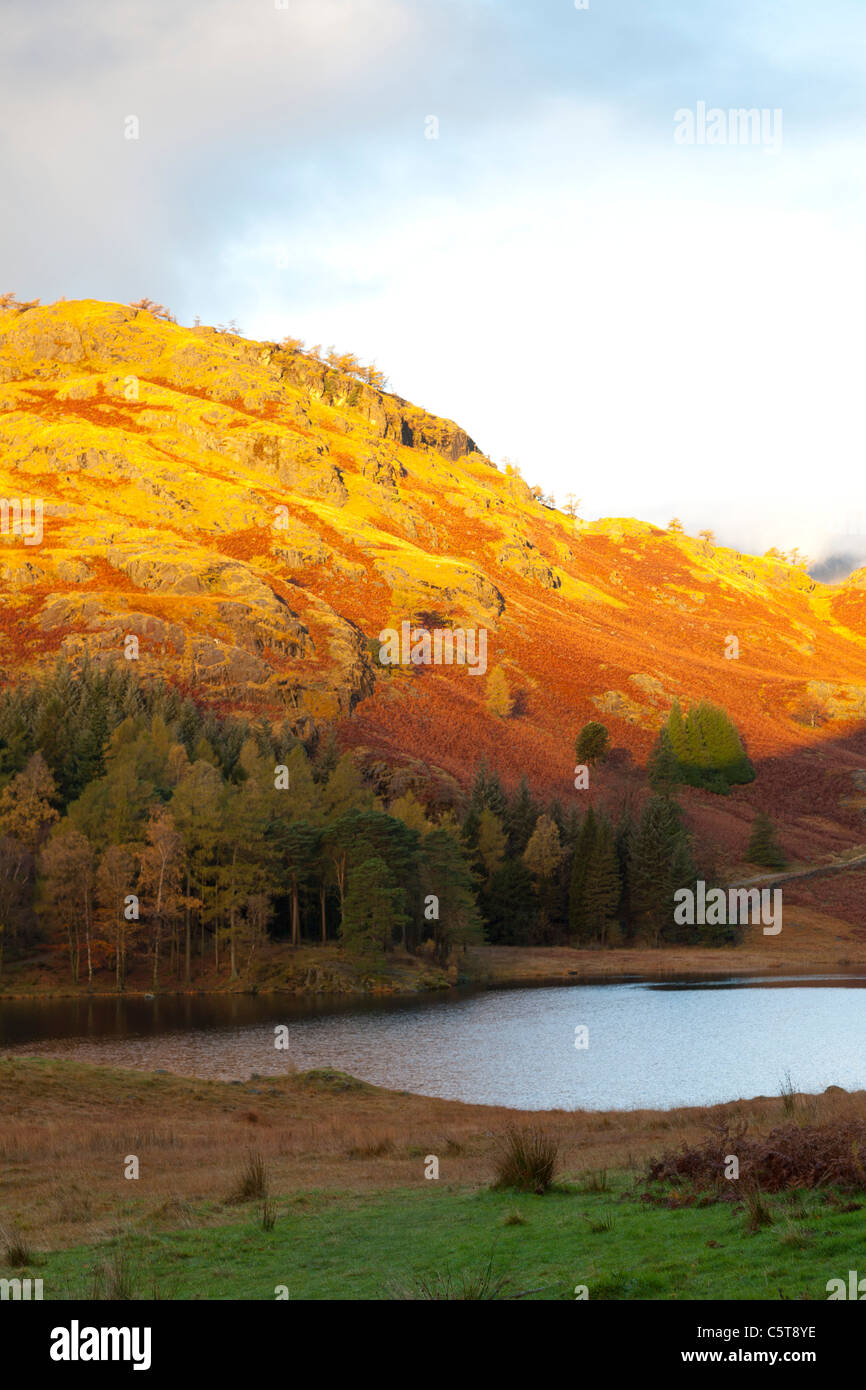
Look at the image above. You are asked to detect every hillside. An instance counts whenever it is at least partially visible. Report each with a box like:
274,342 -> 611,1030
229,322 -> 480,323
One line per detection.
3,298 -> 866,894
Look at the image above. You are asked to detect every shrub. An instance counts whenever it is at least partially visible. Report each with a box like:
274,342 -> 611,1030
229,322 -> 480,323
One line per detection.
646,1118 -> 866,1193
3,1234 -> 33,1268
228,1148 -> 269,1203
392,1252 -> 509,1300
492,1126 -> 559,1194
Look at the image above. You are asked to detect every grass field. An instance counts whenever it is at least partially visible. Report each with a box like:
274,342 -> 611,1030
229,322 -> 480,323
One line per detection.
7,1181 -> 864,1301
2,1057 -> 866,1300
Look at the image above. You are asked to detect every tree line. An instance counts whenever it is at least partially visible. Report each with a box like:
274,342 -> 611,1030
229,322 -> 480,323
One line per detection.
0,667 -> 772,989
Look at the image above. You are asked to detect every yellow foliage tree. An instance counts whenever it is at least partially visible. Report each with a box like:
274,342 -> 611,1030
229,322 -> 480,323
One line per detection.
486,665 -> 513,718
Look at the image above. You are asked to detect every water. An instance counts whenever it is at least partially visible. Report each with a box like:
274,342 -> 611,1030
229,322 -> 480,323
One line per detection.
2,975 -> 866,1110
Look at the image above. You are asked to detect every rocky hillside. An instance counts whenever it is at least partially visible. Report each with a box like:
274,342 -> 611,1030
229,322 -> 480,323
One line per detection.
3,298 -> 866,870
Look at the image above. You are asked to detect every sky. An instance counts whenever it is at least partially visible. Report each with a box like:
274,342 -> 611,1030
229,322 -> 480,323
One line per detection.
2,0 -> 865,568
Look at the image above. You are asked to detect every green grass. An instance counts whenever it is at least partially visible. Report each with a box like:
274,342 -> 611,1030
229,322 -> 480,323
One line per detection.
17,1177 -> 866,1301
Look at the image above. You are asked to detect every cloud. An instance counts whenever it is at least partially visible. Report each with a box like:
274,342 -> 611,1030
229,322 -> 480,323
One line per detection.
2,0 -> 865,554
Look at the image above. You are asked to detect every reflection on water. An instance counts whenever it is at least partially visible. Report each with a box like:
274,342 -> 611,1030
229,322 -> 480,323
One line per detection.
2,976 -> 866,1111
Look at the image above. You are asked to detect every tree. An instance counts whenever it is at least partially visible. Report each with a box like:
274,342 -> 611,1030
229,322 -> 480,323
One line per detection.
564,494 -> 581,519
575,722 -> 610,767
419,829 -> 483,962
482,859 -> 535,944
0,753 -> 59,850
486,666 -> 514,718
747,813 -> 786,870
648,700 -> 754,794
97,844 -> 138,990
0,836 -> 33,978
129,298 -> 176,323
569,808 -> 597,942
138,807 -> 183,987
477,809 -> 507,882
506,777 -> 540,858
389,791 -> 433,835
276,822 -> 321,949
667,518 -> 684,533
340,857 -> 406,958
40,828 -> 97,986
629,796 -> 696,946
524,814 -> 566,942
523,815 -> 564,882
581,815 -> 621,945
170,759 -> 224,981
698,529 -> 716,547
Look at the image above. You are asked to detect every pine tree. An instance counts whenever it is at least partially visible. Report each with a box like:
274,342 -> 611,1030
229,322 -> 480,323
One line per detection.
482,859 -> 535,944
630,796 -> 696,946
568,808 -> 597,942
506,777 -> 539,857
581,815 -> 621,944
575,722 -> 610,766
420,828 -> 483,962
340,856 -> 406,958
747,812 -> 786,869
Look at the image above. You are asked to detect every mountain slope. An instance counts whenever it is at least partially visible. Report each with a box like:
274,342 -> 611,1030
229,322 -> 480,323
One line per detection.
3,297 -> 866,856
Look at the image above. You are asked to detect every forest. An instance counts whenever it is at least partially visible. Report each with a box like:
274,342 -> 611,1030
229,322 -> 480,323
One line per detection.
0,665 -> 747,988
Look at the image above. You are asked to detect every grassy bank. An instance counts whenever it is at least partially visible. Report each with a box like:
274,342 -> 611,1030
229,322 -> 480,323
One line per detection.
2,1057 -> 866,1299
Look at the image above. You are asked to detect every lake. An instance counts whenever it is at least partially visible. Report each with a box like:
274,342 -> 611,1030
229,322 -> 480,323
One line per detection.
2,974 -> 865,1110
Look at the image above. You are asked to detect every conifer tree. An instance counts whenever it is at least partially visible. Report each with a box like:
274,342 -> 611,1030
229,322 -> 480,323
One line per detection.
506,777 -> 539,857
630,796 -> 696,946
747,812 -> 786,869
575,722 -> 610,767
340,857 -> 406,958
568,808 -> 597,942
581,815 -> 621,944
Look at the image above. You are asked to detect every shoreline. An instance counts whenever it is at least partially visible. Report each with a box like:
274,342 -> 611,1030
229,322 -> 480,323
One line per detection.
3,937 -> 866,1003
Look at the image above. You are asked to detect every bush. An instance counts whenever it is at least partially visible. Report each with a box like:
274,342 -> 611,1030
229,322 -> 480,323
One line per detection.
228,1148 -> 269,1203
492,1126 -> 559,1194
3,1233 -> 33,1268
646,1118 -> 866,1193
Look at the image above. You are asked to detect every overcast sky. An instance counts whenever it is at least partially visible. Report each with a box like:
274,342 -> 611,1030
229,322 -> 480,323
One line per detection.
2,0 -> 865,565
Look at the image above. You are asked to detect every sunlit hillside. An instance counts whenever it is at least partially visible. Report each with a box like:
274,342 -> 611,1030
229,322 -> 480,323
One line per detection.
3,297 -> 866,887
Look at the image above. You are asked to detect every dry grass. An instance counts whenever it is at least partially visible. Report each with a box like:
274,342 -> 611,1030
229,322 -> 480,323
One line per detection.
492,1126 -> 559,1194
3,1057 -> 866,1252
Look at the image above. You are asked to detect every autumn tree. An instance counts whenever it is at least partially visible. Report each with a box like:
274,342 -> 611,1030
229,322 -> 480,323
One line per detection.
564,494 -> 581,519
97,844 -> 138,990
40,828 -> 97,985
0,837 -> 33,979
477,808 -> 507,883
486,666 -> 514,718
138,807 -> 183,987
0,753 -> 59,851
